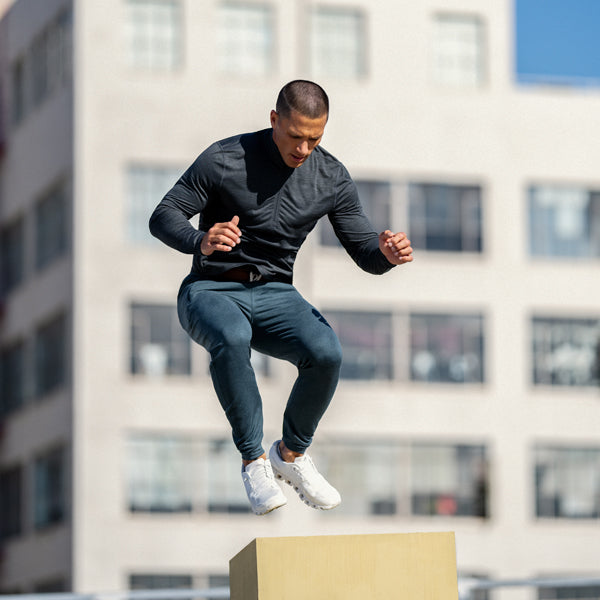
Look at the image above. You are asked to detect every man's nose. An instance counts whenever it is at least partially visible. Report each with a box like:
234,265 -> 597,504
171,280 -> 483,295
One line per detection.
296,140 -> 309,155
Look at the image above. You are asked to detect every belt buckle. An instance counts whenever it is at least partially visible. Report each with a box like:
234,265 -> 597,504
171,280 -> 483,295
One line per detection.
249,271 -> 262,282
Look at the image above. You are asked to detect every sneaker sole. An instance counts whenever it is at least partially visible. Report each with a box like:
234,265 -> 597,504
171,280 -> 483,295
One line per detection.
273,472 -> 340,510
253,497 -> 287,516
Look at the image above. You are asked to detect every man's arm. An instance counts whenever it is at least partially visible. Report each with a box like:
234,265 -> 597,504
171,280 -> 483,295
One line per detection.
149,145 -> 220,254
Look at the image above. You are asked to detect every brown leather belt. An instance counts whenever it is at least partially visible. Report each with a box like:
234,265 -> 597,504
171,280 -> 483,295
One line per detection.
216,267 -> 263,283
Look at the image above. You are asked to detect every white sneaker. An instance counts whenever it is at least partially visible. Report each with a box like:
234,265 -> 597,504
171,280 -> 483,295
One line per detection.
269,441 -> 341,510
242,458 -> 287,516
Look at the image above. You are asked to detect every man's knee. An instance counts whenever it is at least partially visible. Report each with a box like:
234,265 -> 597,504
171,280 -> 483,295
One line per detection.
306,334 -> 343,371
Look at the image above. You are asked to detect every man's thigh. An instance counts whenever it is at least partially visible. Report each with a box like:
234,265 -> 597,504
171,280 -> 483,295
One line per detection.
177,280 -> 253,350
251,283 -> 340,363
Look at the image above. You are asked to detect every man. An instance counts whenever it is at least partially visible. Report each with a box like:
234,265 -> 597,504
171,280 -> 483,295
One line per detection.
149,80 -> 413,516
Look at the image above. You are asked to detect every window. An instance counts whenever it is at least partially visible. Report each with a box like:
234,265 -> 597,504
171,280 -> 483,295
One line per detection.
10,8 -> 72,127
409,183 -> 482,252
532,317 -> 600,387
206,439 -> 251,513
319,440 -> 488,518
34,313 -> 68,397
34,446 -> 67,528
320,180 -> 391,247
217,3 -> 275,77
529,186 -> 600,258
130,303 -> 191,376
0,340 -> 26,416
0,466 -> 22,540
411,444 -> 487,517
324,311 -> 393,380
432,14 -> 485,87
126,0 -> 183,70
411,313 -> 484,383
310,7 -> 366,79
11,56 -> 26,125
130,575 -> 193,590
126,165 -> 182,244
126,435 -> 253,514
35,182 -> 69,271
539,584 -> 600,599
1,217 -> 25,295
127,435 -> 199,513
535,446 -> 600,519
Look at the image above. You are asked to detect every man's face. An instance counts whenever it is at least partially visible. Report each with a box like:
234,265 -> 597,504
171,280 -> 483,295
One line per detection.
270,109 -> 328,168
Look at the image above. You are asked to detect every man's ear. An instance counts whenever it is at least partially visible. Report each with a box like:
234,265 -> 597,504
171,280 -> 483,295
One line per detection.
270,110 -> 278,128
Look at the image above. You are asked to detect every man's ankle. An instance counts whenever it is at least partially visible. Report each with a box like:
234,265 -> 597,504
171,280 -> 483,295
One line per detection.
278,441 -> 303,463
242,453 -> 266,467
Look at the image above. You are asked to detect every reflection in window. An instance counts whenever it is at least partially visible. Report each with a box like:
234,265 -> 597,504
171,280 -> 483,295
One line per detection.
535,446 -> 600,519
411,313 -> 484,383
529,186 -> 600,258
310,7 -> 366,79
432,13 -> 485,87
532,317 -> 600,387
409,183 -> 482,252
130,303 -> 191,376
217,3 -> 275,77
126,0 -> 182,70
317,440 -> 488,518
324,310 -> 393,380
412,444 -> 487,517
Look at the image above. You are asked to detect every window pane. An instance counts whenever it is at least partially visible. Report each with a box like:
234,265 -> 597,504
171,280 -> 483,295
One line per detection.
35,183 -> 69,271
409,183 -> 482,252
0,466 -> 23,540
0,340 -> 26,415
130,303 -> 191,376
535,446 -> 600,519
217,3 -> 274,77
1,217 -> 25,294
411,313 -> 484,383
321,180 -> 391,247
532,317 -> 600,387
432,14 -> 485,87
310,7 -> 366,79
130,574 -> 193,590
539,584 -> 600,599
34,447 -> 67,528
529,186 -> 600,258
324,310 -> 393,380
412,444 -> 487,517
127,165 -> 182,244
35,313 -> 68,397
126,0 -> 182,70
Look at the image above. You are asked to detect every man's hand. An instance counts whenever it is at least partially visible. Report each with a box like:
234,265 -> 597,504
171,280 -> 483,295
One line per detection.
200,215 -> 242,256
379,230 -> 413,265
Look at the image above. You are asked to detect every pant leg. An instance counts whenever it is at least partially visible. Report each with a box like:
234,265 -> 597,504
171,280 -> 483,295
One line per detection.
250,283 -> 343,454
177,280 -> 265,461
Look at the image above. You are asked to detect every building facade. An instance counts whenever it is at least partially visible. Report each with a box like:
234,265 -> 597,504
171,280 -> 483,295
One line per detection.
1,0 -> 599,598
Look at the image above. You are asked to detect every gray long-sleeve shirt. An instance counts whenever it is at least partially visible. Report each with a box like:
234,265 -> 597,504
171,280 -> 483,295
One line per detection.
149,128 -> 393,284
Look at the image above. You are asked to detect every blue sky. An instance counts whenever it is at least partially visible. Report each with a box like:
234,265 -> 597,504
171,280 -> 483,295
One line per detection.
515,0 -> 600,84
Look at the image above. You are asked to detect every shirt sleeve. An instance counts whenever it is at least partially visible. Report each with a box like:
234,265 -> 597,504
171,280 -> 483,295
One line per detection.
148,142 -> 222,254
328,166 -> 395,275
